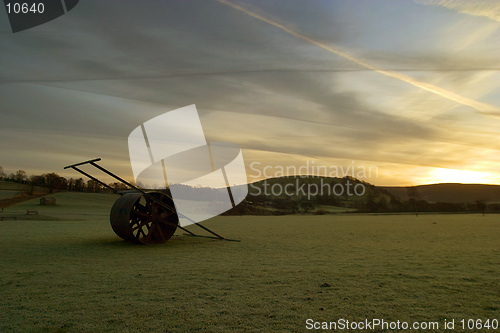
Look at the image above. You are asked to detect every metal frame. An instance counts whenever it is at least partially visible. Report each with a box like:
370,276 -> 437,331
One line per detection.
64,158 -> 239,242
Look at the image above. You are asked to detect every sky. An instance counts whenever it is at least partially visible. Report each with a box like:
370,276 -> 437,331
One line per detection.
1,0 -> 500,186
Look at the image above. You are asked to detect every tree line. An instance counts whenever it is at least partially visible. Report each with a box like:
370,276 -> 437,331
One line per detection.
0,166 -> 128,194
1,166 -> 495,214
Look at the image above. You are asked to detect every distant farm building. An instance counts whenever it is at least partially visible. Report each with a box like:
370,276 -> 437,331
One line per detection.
40,196 -> 56,206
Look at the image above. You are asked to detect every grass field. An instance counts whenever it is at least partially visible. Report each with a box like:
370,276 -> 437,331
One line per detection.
0,180 -> 45,192
0,181 -> 48,203
1,193 -> 499,332
0,181 -> 26,191
0,190 -> 19,200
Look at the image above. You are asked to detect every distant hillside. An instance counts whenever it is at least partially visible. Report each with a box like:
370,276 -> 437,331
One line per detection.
0,180 -> 46,193
0,180 -> 50,208
382,183 -> 500,203
0,180 -> 29,191
233,178 -> 500,214
244,176 -> 392,208
220,175 -> 389,215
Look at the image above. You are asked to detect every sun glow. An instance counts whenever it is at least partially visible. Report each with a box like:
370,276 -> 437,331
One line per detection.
425,168 -> 496,184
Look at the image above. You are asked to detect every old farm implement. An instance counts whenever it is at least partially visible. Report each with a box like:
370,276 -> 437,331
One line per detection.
64,158 -> 238,244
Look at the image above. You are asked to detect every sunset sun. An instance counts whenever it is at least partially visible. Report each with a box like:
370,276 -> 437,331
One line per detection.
426,168 -> 495,184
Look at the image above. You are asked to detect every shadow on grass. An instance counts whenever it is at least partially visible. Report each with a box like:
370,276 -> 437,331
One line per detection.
78,233 -> 223,249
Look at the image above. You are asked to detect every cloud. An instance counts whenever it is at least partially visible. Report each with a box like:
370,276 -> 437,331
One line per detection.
415,0 -> 500,23
218,0 -> 500,114
2,0 -> 500,185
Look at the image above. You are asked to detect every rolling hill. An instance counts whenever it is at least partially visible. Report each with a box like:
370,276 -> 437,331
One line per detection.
381,183 -> 500,203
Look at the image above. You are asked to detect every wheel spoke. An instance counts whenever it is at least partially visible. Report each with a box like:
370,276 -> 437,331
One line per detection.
131,216 -> 151,229
141,223 -> 153,243
157,212 -> 175,225
156,223 -> 166,242
146,197 -> 153,210
134,203 -> 148,215
131,210 -> 151,219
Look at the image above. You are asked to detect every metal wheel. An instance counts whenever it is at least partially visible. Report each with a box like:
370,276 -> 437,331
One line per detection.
110,191 -> 178,244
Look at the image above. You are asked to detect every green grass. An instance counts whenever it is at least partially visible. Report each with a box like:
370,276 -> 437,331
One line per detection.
0,180 -> 47,193
0,193 -> 499,332
1,192 -> 117,219
0,190 -> 19,200
0,180 -> 26,191
315,205 -> 357,213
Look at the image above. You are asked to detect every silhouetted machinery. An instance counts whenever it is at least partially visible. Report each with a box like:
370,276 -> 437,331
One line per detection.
65,158 -> 237,244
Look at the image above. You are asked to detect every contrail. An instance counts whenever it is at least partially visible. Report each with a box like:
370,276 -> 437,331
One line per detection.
218,0 -> 500,113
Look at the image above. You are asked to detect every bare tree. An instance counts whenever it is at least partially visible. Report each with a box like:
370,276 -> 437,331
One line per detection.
15,170 -> 27,183
87,179 -> 103,193
29,175 -> 45,195
44,173 -> 66,194
0,166 -> 5,180
74,178 -> 85,192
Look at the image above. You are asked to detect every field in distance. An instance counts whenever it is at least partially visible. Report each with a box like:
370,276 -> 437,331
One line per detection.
0,192 -> 498,332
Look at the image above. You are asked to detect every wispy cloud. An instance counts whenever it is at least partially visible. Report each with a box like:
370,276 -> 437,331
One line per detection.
218,0 -> 500,114
2,0 -> 500,186
415,0 -> 500,23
